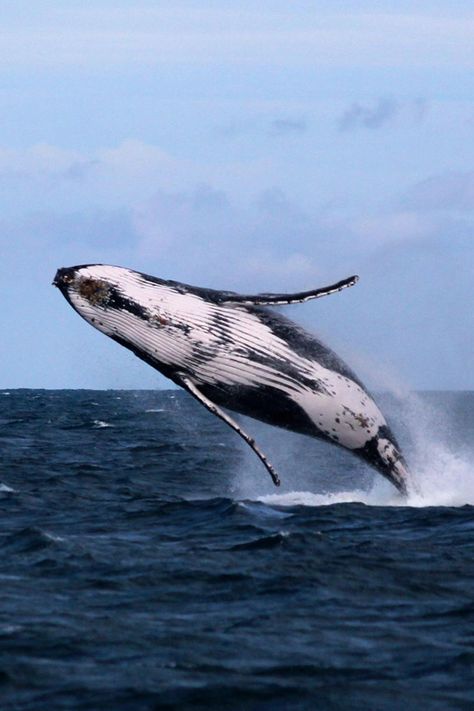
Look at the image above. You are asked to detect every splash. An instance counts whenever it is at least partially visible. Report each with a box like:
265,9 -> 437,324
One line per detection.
394,390 -> 474,507
236,391 -> 474,509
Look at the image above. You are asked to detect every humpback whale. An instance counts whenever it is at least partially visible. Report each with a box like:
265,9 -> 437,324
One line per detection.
54,264 -> 409,495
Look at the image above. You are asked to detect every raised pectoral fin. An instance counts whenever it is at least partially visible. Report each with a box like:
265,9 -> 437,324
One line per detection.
177,374 -> 281,487
219,274 -> 359,306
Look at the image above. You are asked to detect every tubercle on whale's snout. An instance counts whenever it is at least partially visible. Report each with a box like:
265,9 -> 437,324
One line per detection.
53,264 -> 103,288
53,267 -> 76,288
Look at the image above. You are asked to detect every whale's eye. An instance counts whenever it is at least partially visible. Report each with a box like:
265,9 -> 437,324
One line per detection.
77,277 -> 110,306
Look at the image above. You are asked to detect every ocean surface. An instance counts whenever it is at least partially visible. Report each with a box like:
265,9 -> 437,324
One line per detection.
0,389 -> 473,710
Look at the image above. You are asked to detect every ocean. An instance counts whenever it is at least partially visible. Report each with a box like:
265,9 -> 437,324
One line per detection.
0,389 -> 473,710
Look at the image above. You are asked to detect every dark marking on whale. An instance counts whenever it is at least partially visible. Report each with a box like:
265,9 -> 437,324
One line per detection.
53,265 -> 409,495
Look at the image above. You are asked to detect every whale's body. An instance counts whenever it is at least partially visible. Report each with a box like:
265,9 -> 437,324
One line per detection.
54,264 -> 409,494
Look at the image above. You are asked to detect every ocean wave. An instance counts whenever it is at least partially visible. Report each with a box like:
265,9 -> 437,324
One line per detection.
230,530 -> 291,551
1,527 -> 65,554
1,389 -> 473,709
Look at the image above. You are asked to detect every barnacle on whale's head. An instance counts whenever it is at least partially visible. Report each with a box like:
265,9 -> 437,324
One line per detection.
76,277 -> 110,306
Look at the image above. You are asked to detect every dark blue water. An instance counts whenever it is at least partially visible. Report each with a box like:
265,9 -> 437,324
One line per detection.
1,390 -> 473,710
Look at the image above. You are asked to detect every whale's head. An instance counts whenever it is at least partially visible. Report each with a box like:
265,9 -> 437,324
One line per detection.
54,265 -> 111,308
54,263 -> 185,382
55,263 -> 154,322
53,263 -> 170,349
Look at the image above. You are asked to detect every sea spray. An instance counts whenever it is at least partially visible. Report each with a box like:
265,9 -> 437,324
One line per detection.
238,391 -> 474,508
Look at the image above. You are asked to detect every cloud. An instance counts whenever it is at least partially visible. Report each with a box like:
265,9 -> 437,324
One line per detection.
269,118 -> 307,135
29,208 -> 139,248
0,139 -> 274,216
0,140 -> 195,187
0,143 -> 86,180
128,182 -> 452,296
0,207 -> 140,287
351,211 -> 435,247
60,160 -> 100,182
245,251 -> 317,281
3,153 -> 473,388
338,97 -> 430,131
129,184 -> 326,289
2,6 -> 474,70
338,98 -> 398,131
403,170 -> 474,212
0,140 -> 463,284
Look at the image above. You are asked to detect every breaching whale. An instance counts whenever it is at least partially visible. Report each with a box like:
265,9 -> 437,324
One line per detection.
54,264 -> 409,495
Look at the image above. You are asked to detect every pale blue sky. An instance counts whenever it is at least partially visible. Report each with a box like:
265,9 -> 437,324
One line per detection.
1,1 -> 473,389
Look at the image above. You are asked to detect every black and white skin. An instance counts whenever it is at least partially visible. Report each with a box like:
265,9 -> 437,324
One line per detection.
54,264 -> 409,495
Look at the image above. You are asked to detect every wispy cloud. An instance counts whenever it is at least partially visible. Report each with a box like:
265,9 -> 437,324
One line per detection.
1,6 -> 474,69
0,139 -> 273,213
338,98 -> 398,131
0,138 -> 464,289
0,143 -> 85,179
338,97 -> 430,131
130,184 -> 325,289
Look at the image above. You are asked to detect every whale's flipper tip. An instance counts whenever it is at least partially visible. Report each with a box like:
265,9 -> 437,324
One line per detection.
220,273 -> 360,306
178,374 -> 282,488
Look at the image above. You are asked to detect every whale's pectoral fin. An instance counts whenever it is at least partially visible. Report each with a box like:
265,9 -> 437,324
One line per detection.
218,274 -> 359,306
177,374 -> 281,487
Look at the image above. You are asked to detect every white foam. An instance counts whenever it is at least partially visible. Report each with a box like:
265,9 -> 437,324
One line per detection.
43,531 -> 66,543
93,420 -> 113,428
259,489 -> 372,507
0,483 -> 15,493
255,390 -> 474,510
256,463 -> 473,509
404,445 -> 474,508
0,624 -> 22,635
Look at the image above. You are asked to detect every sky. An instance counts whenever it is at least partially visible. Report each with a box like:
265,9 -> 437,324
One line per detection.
1,0 -> 473,390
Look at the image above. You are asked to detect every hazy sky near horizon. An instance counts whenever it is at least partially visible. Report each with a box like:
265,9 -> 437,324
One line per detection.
1,1 -> 473,390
